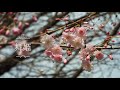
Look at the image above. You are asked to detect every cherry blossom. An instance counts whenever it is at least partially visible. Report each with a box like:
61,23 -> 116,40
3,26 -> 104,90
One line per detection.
5,30 -> 10,36
108,54 -> 113,60
52,54 -> 63,62
82,60 -> 92,72
44,49 -> 52,57
51,45 -> 62,55
80,45 -> 95,60
94,50 -> 104,60
75,27 -> 87,38
70,36 -> 84,49
12,27 -> 21,35
40,34 -> 55,49
62,32 -> 75,43
41,34 -> 67,63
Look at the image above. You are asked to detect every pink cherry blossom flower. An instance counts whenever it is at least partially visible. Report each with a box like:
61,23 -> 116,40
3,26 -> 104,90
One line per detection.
69,27 -> 76,32
41,34 -> 55,49
63,58 -> 67,64
64,29 -> 70,32
86,55 -> 90,61
71,37 -> 84,49
5,30 -> 10,36
80,45 -> 96,61
12,27 -> 21,35
51,45 -> 62,55
52,54 -> 63,62
108,54 -> 113,60
62,32 -> 75,42
82,60 -> 92,72
86,44 -> 96,54
76,27 -> 86,37
80,49 -> 89,60
94,51 -> 104,60
44,49 -> 52,57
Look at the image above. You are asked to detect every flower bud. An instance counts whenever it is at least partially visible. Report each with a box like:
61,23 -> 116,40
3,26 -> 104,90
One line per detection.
94,51 -> 104,60
12,27 -> 21,35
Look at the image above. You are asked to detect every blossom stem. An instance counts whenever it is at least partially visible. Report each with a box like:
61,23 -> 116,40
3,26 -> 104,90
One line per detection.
95,46 -> 120,49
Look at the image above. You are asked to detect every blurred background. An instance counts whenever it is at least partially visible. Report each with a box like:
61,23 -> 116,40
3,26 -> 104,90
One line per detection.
0,12 -> 120,78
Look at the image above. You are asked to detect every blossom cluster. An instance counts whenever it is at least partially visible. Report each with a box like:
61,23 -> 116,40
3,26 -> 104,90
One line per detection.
40,26 -> 104,71
62,27 -> 86,49
41,34 -> 67,63
80,45 -> 104,71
